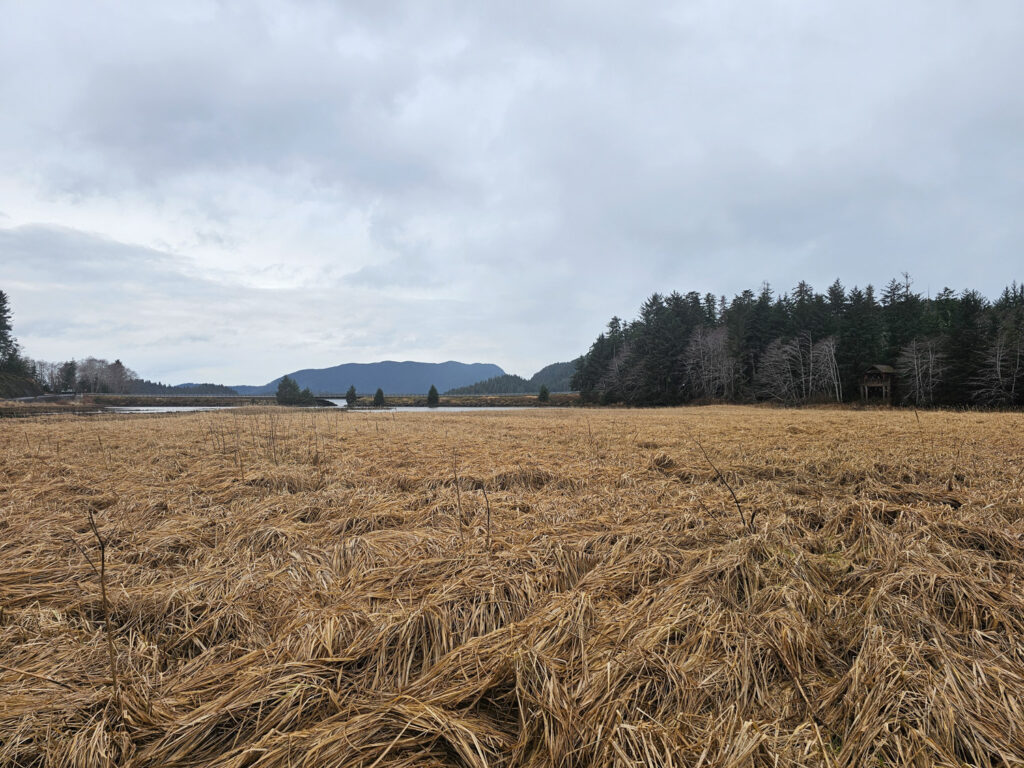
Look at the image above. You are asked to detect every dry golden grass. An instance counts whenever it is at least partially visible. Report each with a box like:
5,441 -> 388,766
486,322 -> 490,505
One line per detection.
1,405 -> 1023,767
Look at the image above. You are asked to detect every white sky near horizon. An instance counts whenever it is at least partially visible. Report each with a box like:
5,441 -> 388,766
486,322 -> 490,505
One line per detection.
1,1 -> 1022,384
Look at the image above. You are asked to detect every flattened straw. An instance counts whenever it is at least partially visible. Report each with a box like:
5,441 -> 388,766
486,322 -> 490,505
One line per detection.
0,663 -> 74,690
453,449 -> 465,546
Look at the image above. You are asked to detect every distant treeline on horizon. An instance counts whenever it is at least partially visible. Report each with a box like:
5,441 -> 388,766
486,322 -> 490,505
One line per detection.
572,276 -> 1024,407
4,279 -> 1024,406
23,356 -> 238,396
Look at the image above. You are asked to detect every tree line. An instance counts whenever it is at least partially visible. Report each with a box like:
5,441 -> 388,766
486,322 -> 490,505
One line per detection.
571,276 -> 1024,407
3,290 -> 235,396
25,356 -> 237,395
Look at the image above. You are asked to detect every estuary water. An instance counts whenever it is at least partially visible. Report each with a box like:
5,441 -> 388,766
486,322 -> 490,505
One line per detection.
106,406 -> 235,414
322,400 -> 543,412
105,403 -> 545,414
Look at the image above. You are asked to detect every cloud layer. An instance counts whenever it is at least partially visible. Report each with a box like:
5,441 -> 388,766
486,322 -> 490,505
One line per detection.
2,1 -> 1022,383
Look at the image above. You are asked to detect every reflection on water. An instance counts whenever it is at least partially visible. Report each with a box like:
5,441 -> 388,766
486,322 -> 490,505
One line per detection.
106,406 -> 234,414
106,403 -> 549,415
323,400 -> 544,413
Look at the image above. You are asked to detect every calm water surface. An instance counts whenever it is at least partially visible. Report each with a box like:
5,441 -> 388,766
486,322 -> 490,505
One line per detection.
105,403 -> 546,414
106,406 -> 234,414
323,400 -> 545,412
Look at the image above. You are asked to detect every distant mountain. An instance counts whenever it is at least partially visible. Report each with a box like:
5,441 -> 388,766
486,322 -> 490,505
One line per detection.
446,360 -> 579,395
234,361 -> 505,396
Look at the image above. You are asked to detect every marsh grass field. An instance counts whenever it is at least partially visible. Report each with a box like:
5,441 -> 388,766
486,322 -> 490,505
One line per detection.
1,406 -> 1023,767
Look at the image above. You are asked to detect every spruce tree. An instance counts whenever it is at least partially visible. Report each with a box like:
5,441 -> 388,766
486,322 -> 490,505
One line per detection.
276,375 -> 301,404
538,384 -> 550,403
571,277 -> 1024,408
345,385 -> 358,406
373,388 -> 385,407
0,289 -> 20,370
427,384 -> 439,407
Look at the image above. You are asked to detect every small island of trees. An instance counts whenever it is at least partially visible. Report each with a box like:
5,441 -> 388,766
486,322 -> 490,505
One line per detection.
275,375 -> 316,406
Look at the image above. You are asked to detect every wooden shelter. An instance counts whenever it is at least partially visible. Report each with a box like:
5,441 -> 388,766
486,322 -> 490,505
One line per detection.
860,364 -> 895,404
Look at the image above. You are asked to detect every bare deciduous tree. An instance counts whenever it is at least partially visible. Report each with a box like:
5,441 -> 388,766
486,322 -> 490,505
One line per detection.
972,328 -> 1023,406
896,338 -> 946,406
811,336 -> 843,403
756,338 -> 800,403
685,326 -> 737,400
755,334 -> 842,404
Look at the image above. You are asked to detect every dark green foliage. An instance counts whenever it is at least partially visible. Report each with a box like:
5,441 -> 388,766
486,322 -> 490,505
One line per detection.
58,361 -> 78,392
345,385 -> 358,406
276,375 -> 315,406
449,361 -> 579,395
529,361 -> 577,392
0,289 -> 25,374
538,384 -> 550,403
573,276 -> 1024,407
373,388 -> 385,407
127,380 -> 238,395
447,374 -> 533,395
427,384 -> 439,407
0,372 -> 42,398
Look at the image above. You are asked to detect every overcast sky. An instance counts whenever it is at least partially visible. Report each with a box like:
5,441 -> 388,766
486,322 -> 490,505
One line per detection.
2,1 -> 1022,384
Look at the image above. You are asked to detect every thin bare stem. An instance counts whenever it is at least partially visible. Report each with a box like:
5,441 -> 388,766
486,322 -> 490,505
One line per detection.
452,450 -> 465,546
85,509 -> 118,692
482,485 -> 492,557
690,433 -> 752,533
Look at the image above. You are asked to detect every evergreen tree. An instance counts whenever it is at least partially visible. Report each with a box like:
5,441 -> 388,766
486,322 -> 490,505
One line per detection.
941,289 -> 988,403
58,360 -> 78,392
427,384 -> 439,407
373,388 -> 385,407
836,285 -> 884,397
276,375 -> 300,404
276,375 -> 315,405
825,279 -> 847,336
0,289 -> 22,371
571,277 -> 1022,408
345,385 -> 358,406
538,384 -> 550,402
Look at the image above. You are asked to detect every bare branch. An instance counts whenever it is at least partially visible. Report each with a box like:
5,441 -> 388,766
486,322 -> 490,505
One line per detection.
690,433 -> 752,533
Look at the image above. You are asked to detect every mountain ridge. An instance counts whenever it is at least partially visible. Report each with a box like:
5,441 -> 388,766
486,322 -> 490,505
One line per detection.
233,360 -> 506,396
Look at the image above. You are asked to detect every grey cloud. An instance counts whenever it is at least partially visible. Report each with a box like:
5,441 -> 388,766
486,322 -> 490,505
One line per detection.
1,1 -> 1023,382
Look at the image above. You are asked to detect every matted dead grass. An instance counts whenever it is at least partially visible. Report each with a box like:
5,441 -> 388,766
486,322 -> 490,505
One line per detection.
1,406 -> 1023,767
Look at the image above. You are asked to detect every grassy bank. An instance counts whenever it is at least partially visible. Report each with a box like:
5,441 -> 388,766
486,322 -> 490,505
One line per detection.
89,394 -> 276,408
77,392 -> 579,409
0,398 -> 101,418
1,407 -> 1023,766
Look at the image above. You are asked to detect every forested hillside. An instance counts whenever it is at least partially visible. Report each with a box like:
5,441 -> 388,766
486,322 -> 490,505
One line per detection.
446,361 -> 578,395
573,277 -> 1024,407
446,374 -> 533,395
